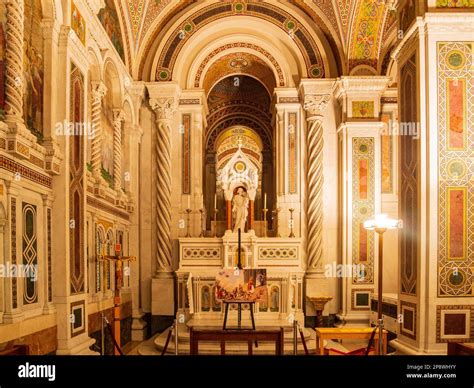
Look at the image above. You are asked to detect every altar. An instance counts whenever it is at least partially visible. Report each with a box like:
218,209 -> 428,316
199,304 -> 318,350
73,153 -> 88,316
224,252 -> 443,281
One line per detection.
176,233 -> 305,326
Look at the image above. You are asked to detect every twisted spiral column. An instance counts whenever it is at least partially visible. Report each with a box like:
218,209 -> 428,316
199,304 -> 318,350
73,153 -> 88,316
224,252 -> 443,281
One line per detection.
305,117 -> 324,272
4,0 -> 24,122
90,82 -> 107,177
303,94 -> 330,273
150,98 -> 175,275
112,109 -> 125,190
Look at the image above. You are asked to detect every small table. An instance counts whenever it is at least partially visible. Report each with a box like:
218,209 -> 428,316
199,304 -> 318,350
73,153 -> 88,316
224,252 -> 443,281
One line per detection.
222,301 -> 256,330
315,327 -> 388,355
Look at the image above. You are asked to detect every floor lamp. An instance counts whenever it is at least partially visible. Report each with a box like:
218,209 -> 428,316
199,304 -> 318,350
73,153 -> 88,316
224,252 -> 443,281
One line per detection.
363,214 -> 402,355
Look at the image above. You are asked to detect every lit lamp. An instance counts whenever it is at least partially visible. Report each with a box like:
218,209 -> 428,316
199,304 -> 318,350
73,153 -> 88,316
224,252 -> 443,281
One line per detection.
363,214 -> 402,355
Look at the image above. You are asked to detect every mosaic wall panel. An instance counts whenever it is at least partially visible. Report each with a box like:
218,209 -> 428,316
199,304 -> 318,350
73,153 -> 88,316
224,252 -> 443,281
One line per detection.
11,197 -> 18,309
400,55 -> 418,296
22,202 -> 38,305
70,63 -> 85,294
47,208 -> 52,302
436,305 -> 474,343
381,112 -> 394,193
182,114 -> 191,194
400,300 -> 417,340
437,42 -> 474,297
352,101 -> 374,118
288,112 -> 297,194
71,2 -> 86,45
352,137 -> 374,284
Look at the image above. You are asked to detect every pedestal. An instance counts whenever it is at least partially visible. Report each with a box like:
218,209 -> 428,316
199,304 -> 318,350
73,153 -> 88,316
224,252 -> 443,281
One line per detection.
151,275 -> 175,316
307,296 -> 333,328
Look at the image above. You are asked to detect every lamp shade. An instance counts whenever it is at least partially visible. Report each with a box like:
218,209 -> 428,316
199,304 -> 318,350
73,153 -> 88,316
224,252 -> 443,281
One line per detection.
363,214 -> 403,230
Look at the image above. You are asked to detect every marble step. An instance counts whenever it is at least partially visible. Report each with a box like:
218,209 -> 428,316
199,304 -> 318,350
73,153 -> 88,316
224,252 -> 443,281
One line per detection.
151,326 -> 317,355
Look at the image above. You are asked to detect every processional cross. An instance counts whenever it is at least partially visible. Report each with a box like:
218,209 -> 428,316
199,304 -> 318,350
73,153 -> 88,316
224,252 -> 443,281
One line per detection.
99,243 -> 136,355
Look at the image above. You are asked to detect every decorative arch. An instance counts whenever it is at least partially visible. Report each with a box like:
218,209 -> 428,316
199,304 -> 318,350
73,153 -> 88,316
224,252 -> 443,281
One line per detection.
193,42 -> 286,89
103,58 -> 123,108
139,1 -> 335,81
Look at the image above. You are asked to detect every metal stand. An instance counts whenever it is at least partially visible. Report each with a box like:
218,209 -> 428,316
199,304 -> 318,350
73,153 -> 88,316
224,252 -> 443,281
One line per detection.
222,301 -> 256,330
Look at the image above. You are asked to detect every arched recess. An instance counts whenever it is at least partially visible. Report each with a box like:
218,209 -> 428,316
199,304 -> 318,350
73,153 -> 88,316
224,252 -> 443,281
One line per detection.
137,1 -> 338,82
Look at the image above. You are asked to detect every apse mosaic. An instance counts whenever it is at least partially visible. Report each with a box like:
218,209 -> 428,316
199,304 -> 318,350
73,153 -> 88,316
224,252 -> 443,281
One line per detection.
437,42 -> 474,297
351,137 -> 374,284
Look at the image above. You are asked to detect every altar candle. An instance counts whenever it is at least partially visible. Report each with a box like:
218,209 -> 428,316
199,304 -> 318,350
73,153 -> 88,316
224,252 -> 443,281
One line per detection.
187,196 -> 190,209
264,193 -> 267,209
214,193 -> 217,209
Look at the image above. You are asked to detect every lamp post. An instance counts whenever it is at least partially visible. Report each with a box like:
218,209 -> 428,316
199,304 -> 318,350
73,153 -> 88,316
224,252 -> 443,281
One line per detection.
363,214 -> 402,355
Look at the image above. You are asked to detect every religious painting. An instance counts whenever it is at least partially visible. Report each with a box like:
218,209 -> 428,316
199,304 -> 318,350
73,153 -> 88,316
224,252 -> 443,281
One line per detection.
352,101 -> 374,118
269,286 -> 279,312
101,102 -> 114,186
211,285 -> 221,312
201,286 -> 210,312
98,0 -> 125,63
0,2 -> 6,120
24,0 -> 44,138
71,2 -> 86,45
215,268 -> 267,303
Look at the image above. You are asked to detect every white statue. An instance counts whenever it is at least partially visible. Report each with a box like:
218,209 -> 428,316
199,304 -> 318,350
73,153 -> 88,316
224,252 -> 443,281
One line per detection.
232,187 -> 249,232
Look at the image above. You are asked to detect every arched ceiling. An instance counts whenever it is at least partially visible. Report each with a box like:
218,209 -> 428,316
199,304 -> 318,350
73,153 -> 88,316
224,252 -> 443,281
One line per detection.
206,75 -> 272,153
105,0 -> 399,76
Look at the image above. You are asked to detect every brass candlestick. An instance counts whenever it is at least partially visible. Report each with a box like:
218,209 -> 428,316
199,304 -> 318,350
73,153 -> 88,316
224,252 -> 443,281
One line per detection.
213,208 -> 218,237
289,208 -> 295,238
262,208 -> 268,238
272,207 -> 281,237
199,208 -> 205,237
185,208 -> 192,237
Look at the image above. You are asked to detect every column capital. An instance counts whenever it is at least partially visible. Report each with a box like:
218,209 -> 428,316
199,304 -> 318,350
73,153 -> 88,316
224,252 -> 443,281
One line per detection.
149,97 -> 177,121
91,81 -> 107,102
299,79 -> 336,119
113,108 -> 126,124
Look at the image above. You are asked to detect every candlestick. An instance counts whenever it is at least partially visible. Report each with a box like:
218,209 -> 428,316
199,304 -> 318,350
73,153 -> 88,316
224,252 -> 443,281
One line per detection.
199,208 -> 205,237
213,208 -> 218,237
262,207 -> 268,238
185,208 -> 192,237
273,207 -> 281,237
289,208 -> 295,238
187,196 -> 190,210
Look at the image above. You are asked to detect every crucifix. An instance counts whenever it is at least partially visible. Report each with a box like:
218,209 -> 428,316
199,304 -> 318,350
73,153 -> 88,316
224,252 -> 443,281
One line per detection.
100,243 -> 136,355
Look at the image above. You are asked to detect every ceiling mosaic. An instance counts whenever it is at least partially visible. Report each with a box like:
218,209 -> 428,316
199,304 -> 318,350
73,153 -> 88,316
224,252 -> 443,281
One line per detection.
105,0 -> 398,76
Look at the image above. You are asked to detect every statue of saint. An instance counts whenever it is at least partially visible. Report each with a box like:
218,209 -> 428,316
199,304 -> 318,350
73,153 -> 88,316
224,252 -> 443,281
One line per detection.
232,187 -> 249,232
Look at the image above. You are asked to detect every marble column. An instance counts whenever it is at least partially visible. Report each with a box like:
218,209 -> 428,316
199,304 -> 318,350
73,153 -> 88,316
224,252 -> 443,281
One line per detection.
112,109 -> 125,192
4,0 -> 24,125
90,82 -> 107,181
302,94 -> 331,274
149,97 -> 175,277
148,82 -> 180,320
